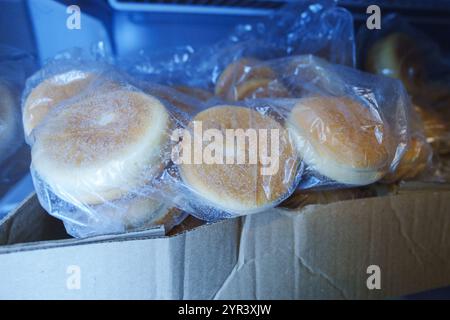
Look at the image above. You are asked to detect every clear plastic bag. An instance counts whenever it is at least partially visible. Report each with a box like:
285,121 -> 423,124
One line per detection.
24,56 -> 192,237
124,1 -> 355,90
26,52 -> 414,226
358,14 -> 450,156
381,104 -> 433,183
209,54 -> 411,190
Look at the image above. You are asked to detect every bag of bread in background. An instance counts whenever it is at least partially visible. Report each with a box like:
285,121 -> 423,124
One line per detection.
23,53 -> 193,238
122,0 -> 355,93
357,14 -> 450,157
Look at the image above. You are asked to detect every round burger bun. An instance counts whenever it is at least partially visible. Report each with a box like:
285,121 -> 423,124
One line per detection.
414,104 -> 450,154
215,58 -> 276,98
382,136 -> 431,183
287,96 -> 391,185
23,70 -> 96,138
32,89 -> 171,205
179,105 -> 299,214
365,33 -> 425,94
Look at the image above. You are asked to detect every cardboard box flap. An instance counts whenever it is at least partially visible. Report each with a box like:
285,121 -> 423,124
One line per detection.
213,191 -> 450,299
1,190 -> 450,299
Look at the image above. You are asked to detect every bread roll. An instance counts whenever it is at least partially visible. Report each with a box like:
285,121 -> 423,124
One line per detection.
287,96 -> 391,185
179,105 -> 299,214
32,89 -> 171,205
365,33 -> 426,95
215,58 -> 278,99
414,104 -> 450,154
23,70 -> 97,138
382,136 -> 432,183
285,55 -> 345,96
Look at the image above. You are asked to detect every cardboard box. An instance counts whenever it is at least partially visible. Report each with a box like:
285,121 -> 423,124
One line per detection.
0,189 -> 450,299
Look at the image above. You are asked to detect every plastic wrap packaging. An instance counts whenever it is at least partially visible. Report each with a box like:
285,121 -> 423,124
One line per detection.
124,0 -> 355,90
210,54 -> 411,190
24,56 -> 192,237
381,104 -> 434,183
358,14 -> 450,156
148,51 -> 411,220
25,51 -> 415,228
25,57 -> 304,226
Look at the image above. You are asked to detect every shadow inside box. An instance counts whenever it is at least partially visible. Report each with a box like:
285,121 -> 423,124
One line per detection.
0,196 -> 70,246
0,144 -> 31,199
0,192 -> 205,247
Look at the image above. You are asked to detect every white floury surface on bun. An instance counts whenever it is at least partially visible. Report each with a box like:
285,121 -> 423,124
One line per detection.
22,70 -> 96,139
32,89 -> 170,205
179,105 -> 300,214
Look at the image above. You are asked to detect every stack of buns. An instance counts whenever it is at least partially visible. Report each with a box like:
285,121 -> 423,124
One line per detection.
179,105 -> 300,215
24,71 -> 185,236
23,50 -> 437,234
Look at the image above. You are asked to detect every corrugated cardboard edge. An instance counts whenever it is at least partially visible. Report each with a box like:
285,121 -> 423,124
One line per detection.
213,191 -> 450,299
1,190 -> 450,299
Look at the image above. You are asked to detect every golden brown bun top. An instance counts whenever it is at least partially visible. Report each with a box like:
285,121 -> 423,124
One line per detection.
23,71 -> 96,137
215,58 -> 276,98
365,32 -> 425,94
290,96 -> 391,169
382,136 -> 431,183
414,104 -> 449,139
34,89 -> 166,167
32,89 -> 170,204
180,105 -> 299,211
